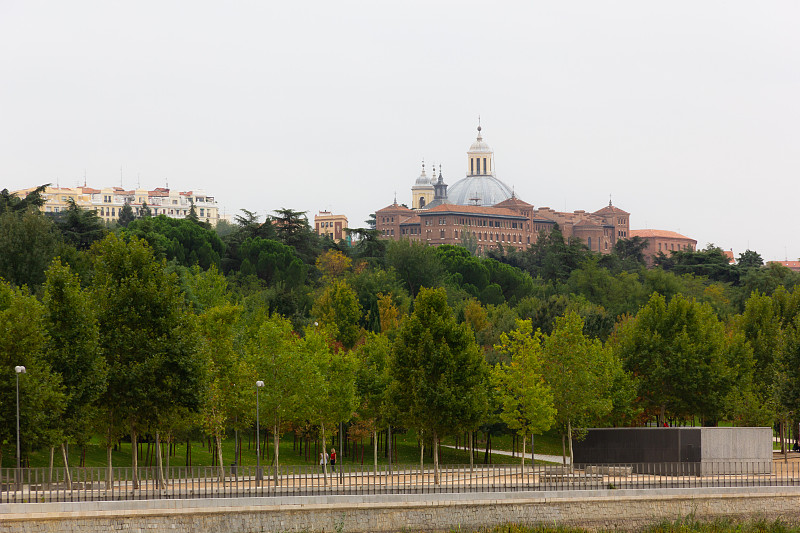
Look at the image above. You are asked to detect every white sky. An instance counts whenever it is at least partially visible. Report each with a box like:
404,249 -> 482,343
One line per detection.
2,1 -> 798,261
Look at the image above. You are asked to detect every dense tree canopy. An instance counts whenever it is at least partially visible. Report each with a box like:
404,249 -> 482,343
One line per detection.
4,196 -> 800,470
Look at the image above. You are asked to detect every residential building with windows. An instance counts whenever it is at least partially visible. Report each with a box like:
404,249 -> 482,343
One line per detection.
314,211 -> 348,241
13,185 -> 221,225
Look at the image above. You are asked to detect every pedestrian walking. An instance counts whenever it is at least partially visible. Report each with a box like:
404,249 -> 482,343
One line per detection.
330,448 -> 337,473
319,451 -> 328,472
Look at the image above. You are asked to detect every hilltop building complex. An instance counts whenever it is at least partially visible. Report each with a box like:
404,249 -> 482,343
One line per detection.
13,184 -> 221,225
376,126 -> 635,255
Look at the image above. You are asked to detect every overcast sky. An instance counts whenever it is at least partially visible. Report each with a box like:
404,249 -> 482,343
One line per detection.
2,1 -> 798,261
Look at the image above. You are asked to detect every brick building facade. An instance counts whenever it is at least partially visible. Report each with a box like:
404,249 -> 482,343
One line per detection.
376,126 -> 631,254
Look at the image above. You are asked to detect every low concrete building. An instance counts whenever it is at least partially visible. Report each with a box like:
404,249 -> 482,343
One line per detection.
573,427 -> 772,475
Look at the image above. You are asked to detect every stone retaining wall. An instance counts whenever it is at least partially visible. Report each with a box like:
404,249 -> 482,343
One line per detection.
3,488 -> 800,532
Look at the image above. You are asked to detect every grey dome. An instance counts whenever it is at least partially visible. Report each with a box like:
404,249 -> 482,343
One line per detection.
446,175 -> 513,206
414,169 -> 432,186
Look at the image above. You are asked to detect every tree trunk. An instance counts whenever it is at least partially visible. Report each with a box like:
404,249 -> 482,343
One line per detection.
561,433 -> 567,468
568,419 -> 575,473
273,422 -> 280,485
484,432 -> 489,465
432,429 -> 439,485
373,430 -> 378,474
106,443 -> 113,490
387,424 -> 392,474
60,443 -> 72,487
164,431 -> 171,487
468,431 -> 474,472
419,431 -> 424,473
49,446 -> 54,484
214,433 -> 224,482
521,433 -> 526,469
155,431 -> 166,489
321,422 -> 328,486
131,430 -> 139,489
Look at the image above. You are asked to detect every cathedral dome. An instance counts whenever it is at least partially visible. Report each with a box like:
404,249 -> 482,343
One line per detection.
446,175 -> 513,207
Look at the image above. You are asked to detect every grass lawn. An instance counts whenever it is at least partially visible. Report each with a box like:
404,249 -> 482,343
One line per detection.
10,428 -> 562,470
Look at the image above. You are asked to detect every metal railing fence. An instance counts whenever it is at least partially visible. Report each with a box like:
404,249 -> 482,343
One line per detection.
1,460 -> 795,503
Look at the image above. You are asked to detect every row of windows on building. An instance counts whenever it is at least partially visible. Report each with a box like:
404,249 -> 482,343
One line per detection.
92,206 -> 207,218
587,237 -> 610,251
658,242 -> 693,252
319,221 -> 337,228
420,216 -> 526,229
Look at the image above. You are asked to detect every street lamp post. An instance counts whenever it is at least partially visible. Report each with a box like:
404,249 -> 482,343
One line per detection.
15,365 -> 26,490
255,380 -> 264,485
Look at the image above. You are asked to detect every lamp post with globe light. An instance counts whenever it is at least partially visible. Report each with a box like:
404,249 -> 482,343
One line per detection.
256,380 -> 264,485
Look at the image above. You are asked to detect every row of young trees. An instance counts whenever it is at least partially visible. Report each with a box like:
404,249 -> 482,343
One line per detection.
2,190 -> 800,481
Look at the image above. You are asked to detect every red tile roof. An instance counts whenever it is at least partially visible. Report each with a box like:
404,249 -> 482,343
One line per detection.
594,204 -> 630,215
422,203 -> 525,218
493,197 -> 533,209
630,229 -> 696,241
376,202 -> 413,214
769,260 -> 800,271
399,214 -> 421,225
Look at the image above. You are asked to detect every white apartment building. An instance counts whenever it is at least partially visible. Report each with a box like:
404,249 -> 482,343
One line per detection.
14,185 -> 221,226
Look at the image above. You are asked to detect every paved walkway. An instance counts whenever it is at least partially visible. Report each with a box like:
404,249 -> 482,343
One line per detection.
441,445 -> 569,465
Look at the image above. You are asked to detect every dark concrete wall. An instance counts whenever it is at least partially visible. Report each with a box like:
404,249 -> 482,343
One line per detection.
573,428 -> 701,465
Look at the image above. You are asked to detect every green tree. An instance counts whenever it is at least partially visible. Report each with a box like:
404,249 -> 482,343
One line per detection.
54,199 -> 107,250
118,201 -> 135,227
124,216 -> 225,270
0,209 -> 61,288
187,202 -> 199,223
0,185 -> 47,215
390,287 -> 488,482
273,208 -> 321,264
738,291 -> 782,415
542,312 -> 615,466
91,234 -> 203,486
609,236 -> 649,271
139,201 -> 152,218
42,260 -> 107,473
237,237 -> 307,288
354,332 -> 392,472
738,249 -> 764,269
0,281 -> 65,467
492,319 -> 555,467
386,239 -> 444,297
302,325 -> 358,484
243,314 -> 310,484
197,303 -> 250,480
612,294 -> 738,426
312,280 -> 363,349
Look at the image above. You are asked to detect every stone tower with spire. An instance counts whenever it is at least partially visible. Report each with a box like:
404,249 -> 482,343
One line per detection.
411,161 -> 435,209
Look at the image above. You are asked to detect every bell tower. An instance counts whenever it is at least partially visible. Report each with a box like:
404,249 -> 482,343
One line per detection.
411,160 -> 435,209
467,122 -> 494,177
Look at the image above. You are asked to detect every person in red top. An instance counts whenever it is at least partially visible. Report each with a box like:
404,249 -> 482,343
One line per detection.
330,448 -> 337,472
